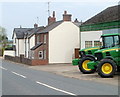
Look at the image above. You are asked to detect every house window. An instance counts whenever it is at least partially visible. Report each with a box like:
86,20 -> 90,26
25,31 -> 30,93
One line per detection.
94,41 -> 102,47
44,34 -> 47,44
43,50 -> 46,59
85,41 -> 92,48
39,51 -> 43,59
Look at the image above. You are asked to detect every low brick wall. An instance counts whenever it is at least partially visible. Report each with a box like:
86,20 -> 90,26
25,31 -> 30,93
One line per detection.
4,55 -> 48,66
31,59 -> 48,66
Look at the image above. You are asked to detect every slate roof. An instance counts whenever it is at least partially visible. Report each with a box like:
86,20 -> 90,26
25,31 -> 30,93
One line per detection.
30,42 -> 43,50
73,22 -> 82,27
13,26 -> 45,39
13,20 -> 80,39
13,28 -> 33,39
82,5 -> 120,25
28,26 -> 45,38
37,20 -> 81,34
37,21 -> 63,34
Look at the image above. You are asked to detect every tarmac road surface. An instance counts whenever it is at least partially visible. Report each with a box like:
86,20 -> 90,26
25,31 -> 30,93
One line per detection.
1,59 -> 118,96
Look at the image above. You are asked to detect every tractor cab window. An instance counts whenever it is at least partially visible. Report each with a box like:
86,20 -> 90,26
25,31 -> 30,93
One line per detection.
103,35 -> 119,48
104,36 -> 113,48
114,36 -> 119,45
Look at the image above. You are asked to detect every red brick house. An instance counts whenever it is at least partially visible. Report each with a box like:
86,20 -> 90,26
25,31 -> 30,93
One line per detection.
28,11 -> 81,65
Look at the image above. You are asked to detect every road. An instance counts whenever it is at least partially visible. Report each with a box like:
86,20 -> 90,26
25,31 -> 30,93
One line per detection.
1,59 -> 119,96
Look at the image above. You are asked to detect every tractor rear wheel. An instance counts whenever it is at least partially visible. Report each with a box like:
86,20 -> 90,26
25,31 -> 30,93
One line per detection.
98,59 -> 116,78
79,57 -> 96,74
117,66 -> 120,72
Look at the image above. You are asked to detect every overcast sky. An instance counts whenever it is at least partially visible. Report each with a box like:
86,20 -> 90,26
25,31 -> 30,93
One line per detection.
0,0 -> 119,39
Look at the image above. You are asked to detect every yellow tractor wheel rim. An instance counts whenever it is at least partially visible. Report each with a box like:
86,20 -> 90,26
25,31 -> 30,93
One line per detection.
82,60 -> 91,71
102,63 -> 113,74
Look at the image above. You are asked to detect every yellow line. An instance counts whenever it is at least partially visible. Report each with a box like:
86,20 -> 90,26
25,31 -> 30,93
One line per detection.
84,48 -> 99,51
102,48 -> 120,52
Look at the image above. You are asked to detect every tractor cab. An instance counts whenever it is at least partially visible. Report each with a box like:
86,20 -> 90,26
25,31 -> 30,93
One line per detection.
101,33 -> 120,48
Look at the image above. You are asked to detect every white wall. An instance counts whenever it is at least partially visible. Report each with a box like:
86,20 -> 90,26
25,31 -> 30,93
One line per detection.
24,38 -> 28,58
3,50 -> 15,58
15,39 -> 25,56
12,32 -> 17,56
81,31 -> 102,49
29,35 -> 35,49
49,22 -> 80,63
19,39 -> 25,55
12,33 -> 24,56
13,32 -> 16,45
28,35 -> 35,58
16,39 -> 19,56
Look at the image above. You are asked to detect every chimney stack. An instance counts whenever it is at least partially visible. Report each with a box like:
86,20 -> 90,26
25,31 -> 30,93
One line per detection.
74,18 -> 79,23
48,11 -> 56,25
34,23 -> 38,28
20,25 -> 22,28
63,11 -> 72,21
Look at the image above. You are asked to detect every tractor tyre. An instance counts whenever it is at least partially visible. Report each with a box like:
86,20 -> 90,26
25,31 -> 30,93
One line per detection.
98,59 -> 116,78
117,66 -> 120,72
79,57 -> 96,74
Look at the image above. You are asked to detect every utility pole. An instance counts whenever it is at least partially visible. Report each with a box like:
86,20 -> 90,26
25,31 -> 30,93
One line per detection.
37,17 -> 39,24
47,2 -> 50,17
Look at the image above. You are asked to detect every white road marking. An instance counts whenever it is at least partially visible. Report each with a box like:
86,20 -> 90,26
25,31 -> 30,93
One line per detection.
11,71 -> 26,78
36,81 -> 77,96
0,66 -> 7,70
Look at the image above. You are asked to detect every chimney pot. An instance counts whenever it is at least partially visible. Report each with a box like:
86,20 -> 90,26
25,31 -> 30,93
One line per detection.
34,23 -> 38,28
74,18 -> 79,23
53,11 -> 55,18
64,11 -> 67,14
20,25 -> 22,28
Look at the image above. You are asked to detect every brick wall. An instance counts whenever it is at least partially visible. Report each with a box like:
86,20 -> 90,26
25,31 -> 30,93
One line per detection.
4,55 -> 48,66
34,33 -> 49,62
31,59 -> 48,66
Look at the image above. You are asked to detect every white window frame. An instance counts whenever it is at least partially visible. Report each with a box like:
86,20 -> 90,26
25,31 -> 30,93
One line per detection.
85,41 -> 92,48
38,51 -> 43,59
43,50 -> 46,59
94,40 -> 102,47
44,34 -> 47,44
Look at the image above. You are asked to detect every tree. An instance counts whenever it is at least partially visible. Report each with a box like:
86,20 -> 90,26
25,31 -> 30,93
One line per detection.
0,26 -> 8,44
0,26 -> 8,55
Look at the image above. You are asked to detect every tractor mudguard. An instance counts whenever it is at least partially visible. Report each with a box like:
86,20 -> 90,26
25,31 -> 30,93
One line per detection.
87,61 -> 98,69
72,58 -> 81,66
85,55 -> 96,61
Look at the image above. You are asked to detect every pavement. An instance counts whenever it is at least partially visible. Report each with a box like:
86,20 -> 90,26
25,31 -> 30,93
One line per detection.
29,63 -> 119,86
1,59 -> 119,95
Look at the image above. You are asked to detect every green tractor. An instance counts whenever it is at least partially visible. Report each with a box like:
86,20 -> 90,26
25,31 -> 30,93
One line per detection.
72,33 -> 120,75
72,47 -> 100,74
87,33 -> 120,77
